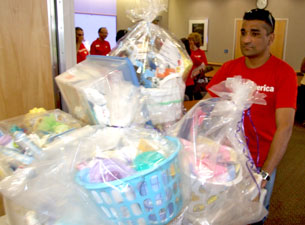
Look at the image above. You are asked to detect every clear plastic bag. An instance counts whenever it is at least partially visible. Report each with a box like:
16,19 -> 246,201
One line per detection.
170,76 -> 268,225
56,56 -> 145,127
0,109 -> 84,177
0,125 -> 185,225
110,0 -> 192,126
0,126 -> 107,225
0,108 -> 83,148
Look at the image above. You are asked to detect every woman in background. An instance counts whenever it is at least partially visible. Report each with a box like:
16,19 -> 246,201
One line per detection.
75,27 -> 88,63
185,32 -> 208,100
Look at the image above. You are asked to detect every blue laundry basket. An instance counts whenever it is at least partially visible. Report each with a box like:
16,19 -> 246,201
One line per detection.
75,136 -> 183,225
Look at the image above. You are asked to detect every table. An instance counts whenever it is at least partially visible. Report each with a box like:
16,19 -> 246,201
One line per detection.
184,100 -> 200,111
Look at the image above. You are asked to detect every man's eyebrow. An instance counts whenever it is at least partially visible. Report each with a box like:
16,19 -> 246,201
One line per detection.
250,28 -> 261,32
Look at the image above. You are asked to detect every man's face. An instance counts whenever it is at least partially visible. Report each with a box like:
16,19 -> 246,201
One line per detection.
99,28 -> 108,40
240,20 -> 274,58
76,30 -> 84,42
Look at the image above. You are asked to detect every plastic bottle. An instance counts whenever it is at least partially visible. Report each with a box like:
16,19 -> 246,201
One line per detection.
13,131 -> 42,159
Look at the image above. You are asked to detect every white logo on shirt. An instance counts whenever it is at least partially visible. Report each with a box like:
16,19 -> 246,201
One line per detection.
257,84 -> 274,92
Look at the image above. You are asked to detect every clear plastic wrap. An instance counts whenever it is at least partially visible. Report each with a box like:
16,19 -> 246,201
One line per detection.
110,0 -> 192,126
0,108 -> 83,148
169,76 -> 268,225
56,56 -> 144,126
0,125 -> 106,225
0,109 -> 84,177
0,126 -> 185,225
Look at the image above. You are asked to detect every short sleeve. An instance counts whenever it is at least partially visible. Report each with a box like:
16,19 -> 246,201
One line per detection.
275,64 -> 298,109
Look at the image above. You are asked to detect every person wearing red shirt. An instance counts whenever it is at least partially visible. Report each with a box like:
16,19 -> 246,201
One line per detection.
90,27 -> 111,56
185,32 -> 208,100
75,27 -> 88,63
205,9 -> 297,225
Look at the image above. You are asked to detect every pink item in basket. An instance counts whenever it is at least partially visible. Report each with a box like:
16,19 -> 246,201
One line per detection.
181,138 -> 236,179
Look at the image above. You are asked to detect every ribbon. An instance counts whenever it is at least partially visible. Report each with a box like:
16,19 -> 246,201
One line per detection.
235,108 -> 261,196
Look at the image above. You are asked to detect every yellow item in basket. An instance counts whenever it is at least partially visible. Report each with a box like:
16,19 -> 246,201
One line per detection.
191,192 -> 200,201
138,139 -> 155,152
193,203 -> 205,212
170,164 -> 176,176
207,195 -> 218,204
28,107 -> 47,114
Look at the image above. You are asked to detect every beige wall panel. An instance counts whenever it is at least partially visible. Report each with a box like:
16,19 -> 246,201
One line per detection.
0,0 -> 55,120
116,0 -> 169,31
234,19 -> 287,59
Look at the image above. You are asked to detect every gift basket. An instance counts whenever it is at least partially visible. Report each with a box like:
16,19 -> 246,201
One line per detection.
74,126 -> 183,225
0,126 -> 184,225
170,76 -> 268,225
110,0 -> 192,126
0,109 -> 88,225
0,108 -> 83,173
56,56 -> 143,127
0,125 -> 105,225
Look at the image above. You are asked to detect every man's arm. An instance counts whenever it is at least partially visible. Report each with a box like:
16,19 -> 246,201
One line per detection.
90,43 -> 96,55
261,107 -> 295,187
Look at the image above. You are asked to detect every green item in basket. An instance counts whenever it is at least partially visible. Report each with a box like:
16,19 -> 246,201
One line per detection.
134,151 -> 165,171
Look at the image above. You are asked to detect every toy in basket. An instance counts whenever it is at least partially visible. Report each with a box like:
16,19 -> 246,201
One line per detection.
75,127 -> 183,225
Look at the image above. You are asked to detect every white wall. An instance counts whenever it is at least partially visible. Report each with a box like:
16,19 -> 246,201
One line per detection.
74,0 -> 117,49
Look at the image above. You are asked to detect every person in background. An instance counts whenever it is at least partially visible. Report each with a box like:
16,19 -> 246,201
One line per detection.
296,57 -> 305,126
75,27 -> 88,63
116,29 -> 128,43
185,32 -> 208,100
204,9 -> 297,224
90,27 -> 111,56
180,37 -> 191,56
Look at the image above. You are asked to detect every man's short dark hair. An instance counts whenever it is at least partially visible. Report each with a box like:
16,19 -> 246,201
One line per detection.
75,27 -> 83,32
116,29 -> 128,42
243,8 -> 275,33
98,27 -> 106,33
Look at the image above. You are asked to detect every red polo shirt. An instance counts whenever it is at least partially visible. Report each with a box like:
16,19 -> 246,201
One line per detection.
77,43 -> 88,63
90,38 -> 111,56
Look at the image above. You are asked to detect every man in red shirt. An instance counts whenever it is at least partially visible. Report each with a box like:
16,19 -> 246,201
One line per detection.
75,27 -> 88,63
205,9 -> 297,224
90,27 -> 111,56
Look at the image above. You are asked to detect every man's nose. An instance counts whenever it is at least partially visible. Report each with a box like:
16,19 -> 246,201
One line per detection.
241,34 -> 251,43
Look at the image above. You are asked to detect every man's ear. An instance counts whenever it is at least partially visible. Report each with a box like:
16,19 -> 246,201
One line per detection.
268,33 -> 275,46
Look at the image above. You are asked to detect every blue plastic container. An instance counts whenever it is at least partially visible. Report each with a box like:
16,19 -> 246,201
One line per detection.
76,136 -> 182,225
85,55 -> 139,86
